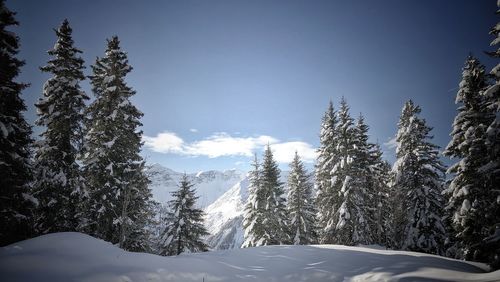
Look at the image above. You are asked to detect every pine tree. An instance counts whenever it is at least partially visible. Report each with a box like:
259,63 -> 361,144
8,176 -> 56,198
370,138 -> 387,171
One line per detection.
443,56 -> 493,261
159,175 -> 208,256
369,144 -> 392,246
392,100 -> 446,255
32,19 -> 88,234
315,101 -> 340,244
260,144 -> 289,245
82,36 -> 152,251
242,154 -> 266,247
481,2 -> 500,268
330,97 -> 360,245
0,0 -> 35,246
287,151 -> 317,245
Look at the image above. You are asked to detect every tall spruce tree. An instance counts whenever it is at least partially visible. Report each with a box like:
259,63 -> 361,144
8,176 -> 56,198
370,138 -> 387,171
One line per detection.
369,144 -> 392,246
350,114 -> 376,244
287,151 -> 317,245
392,100 -> 446,255
260,145 -> 289,245
482,2 -> 500,268
242,154 -> 266,247
329,97 -> 361,245
32,19 -> 88,234
315,101 -> 340,244
159,175 -> 208,256
82,36 -> 152,251
444,55 -> 497,262
0,0 -> 35,246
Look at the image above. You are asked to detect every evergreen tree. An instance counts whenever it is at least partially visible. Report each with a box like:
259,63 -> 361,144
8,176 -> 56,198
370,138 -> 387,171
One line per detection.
0,0 -> 35,246
32,19 -> 88,234
482,2 -> 500,268
350,114 -> 376,244
315,101 -> 340,244
260,144 -> 289,245
286,151 -> 317,245
159,175 -> 208,256
443,56 -> 493,261
392,100 -> 446,255
329,97 -> 360,245
369,144 -> 392,246
242,154 -> 266,247
82,36 -> 152,251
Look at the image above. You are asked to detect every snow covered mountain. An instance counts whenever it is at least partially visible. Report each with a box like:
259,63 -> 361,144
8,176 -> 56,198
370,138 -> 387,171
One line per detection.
146,163 -> 245,208
204,172 -> 289,250
147,163 -> 291,250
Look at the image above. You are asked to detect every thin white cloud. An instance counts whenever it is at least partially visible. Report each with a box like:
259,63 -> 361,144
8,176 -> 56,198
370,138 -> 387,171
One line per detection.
143,131 -> 184,154
189,128 -> 198,133
185,132 -> 277,158
270,141 -> 317,164
144,131 -> 280,158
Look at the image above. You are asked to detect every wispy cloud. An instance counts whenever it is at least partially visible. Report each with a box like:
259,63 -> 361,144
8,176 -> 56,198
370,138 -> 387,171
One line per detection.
189,128 -> 198,133
185,133 -> 277,158
143,132 -> 184,154
143,131 -> 316,163
270,142 -> 317,163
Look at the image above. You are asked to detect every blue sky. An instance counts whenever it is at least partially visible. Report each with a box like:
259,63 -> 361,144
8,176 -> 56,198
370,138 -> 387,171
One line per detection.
10,0 -> 498,172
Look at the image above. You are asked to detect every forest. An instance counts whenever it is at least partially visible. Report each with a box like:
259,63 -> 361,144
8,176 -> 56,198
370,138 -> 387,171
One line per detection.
0,0 -> 499,274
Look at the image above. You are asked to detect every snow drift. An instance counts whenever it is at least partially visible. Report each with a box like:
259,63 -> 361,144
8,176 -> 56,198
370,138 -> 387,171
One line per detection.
1,232 -> 498,282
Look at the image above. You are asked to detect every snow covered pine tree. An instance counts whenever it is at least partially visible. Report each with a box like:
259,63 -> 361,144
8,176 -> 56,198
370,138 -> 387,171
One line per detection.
243,146 -> 288,246
242,154 -> 266,247
329,98 -> 367,246
0,0 -> 35,246
444,55 -> 497,263
82,36 -> 152,251
159,174 -> 208,256
315,101 -> 340,244
287,151 -> 317,245
481,1 -> 500,268
392,100 -> 446,255
32,19 -> 88,234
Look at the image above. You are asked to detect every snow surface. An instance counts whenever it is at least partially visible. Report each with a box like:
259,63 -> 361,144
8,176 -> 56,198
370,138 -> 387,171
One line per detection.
1,232 -> 498,282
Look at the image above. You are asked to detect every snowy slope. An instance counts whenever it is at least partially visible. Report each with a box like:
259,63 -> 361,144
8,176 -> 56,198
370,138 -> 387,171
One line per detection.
204,172 -> 289,250
1,232 -> 498,282
147,163 -> 245,208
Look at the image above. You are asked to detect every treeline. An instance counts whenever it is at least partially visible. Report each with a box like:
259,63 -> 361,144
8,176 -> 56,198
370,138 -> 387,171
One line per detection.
0,0 -> 208,256
0,0 -> 499,268
242,12 -> 500,270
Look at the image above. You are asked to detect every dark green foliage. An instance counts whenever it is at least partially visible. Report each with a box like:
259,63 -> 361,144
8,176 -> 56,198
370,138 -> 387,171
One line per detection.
32,19 -> 88,234
82,36 -> 152,251
160,175 -> 208,256
287,152 -> 317,245
0,0 -> 34,246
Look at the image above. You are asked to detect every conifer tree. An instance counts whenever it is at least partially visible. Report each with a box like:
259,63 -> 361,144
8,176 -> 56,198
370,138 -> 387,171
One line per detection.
444,55 -> 497,262
392,100 -> 446,255
260,145 -> 289,245
315,101 -> 340,243
330,97 -> 360,245
287,151 -> 317,245
32,19 -> 88,234
242,154 -> 265,247
350,114 -> 376,244
482,3 -> 500,267
159,175 -> 208,256
369,144 -> 392,246
82,36 -> 152,251
0,0 -> 35,246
